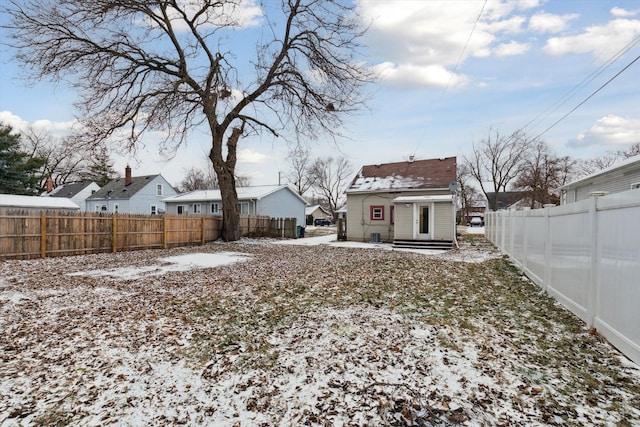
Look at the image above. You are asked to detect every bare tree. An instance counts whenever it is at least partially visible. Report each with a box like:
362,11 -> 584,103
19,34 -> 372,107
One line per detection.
5,0 -> 372,240
21,127 -> 89,188
464,128 -> 534,211
456,162 -> 482,223
286,142 -> 313,196
180,166 -> 251,192
308,156 -> 352,218
580,142 -> 640,176
513,140 -> 576,208
179,167 -> 218,192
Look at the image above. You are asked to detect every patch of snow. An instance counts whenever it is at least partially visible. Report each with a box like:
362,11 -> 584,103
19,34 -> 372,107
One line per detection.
68,252 -> 251,280
464,226 -> 485,235
0,291 -> 31,305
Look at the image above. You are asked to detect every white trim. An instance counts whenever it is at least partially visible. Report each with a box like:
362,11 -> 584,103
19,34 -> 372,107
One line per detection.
394,195 -> 453,203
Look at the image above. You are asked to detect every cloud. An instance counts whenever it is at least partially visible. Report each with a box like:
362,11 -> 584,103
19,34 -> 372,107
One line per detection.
611,7 -> 639,18
142,0 -> 263,31
568,115 -> 640,147
238,148 -> 269,164
494,41 -> 531,56
0,111 -> 29,131
372,62 -> 468,89
529,12 -> 578,33
0,111 -> 77,134
544,18 -> 640,61
357,0 -> 535,88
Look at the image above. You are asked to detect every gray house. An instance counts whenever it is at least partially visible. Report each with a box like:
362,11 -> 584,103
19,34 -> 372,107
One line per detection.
43,181 -> 100,212
560,155 -> 640,204
163,185 -> 307,225
86,166 -> 178,214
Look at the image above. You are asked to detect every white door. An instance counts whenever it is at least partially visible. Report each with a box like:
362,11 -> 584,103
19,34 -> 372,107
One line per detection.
415,204 -> 432,240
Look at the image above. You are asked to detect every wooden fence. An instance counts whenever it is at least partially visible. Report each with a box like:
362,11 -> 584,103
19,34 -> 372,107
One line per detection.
0,210 -> 298,260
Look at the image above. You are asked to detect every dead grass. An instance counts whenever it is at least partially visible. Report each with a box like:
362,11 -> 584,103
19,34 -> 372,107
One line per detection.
1,238 -> 639,426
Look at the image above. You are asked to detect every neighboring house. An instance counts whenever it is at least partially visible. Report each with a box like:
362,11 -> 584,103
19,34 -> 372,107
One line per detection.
86,166 -> 178,214
163,185 -> 307,226
305,205 -> 331,223
559,155 -> 640,204
345,157 -> 457,248
43,180 -> 100,212
0,194 -> 80,211
485,192 -> 530,211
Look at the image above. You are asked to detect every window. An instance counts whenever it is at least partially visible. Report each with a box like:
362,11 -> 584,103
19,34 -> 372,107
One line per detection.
177,205 -> 186,215
238,202 -> 249,215
192,204 -> 202,214
632,182 -> 640,190
157,184 -> 163,196
370,205 -> 384,221
150,205 -> 157,215
211,203 -> 221,214
113,204 -> 119,213
100,204 -> 107,212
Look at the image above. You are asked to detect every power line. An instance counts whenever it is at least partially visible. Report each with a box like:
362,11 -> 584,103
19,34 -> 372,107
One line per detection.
521,33 -> 640,136
440,0 -> 487,100
532,53 -> 640,141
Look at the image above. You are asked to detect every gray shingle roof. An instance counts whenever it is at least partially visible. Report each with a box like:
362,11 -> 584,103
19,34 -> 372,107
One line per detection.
48,181 -> 95,198
88,175 -> 159,200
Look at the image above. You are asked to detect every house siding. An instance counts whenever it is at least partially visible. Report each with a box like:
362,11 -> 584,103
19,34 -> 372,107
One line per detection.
256,190 -> 305,226
393,204 -> 413,240
561,159 -> 640,204
346,193 -> 396,242
164,187 -> 306,225
573,171 -> 640,202
86,176 -> 176,214
346,190 -> 451,243
433,202 -> 453,240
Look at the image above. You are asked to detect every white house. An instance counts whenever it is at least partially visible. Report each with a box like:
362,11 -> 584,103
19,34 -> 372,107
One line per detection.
163,185 -> 307,226
43,181 -> 100,212
560,155 -> 640,204
345,157 -> 457,249
86,166 -> 178,214
0,194 -> 80,211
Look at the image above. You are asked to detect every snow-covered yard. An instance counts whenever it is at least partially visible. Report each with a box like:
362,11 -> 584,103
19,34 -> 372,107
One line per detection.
1,236 -> 639,426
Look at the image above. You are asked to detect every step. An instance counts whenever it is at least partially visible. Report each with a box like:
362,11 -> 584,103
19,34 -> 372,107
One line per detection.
393,239 -> 454,250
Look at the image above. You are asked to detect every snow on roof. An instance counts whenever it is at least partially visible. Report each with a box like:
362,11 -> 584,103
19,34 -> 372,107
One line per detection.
0,194 -> 80,210
164,185 -> 306,204
346,157 -> 457,193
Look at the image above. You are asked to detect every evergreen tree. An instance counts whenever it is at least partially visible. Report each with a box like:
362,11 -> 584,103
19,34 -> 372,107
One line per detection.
82,145 -> 118,186
0,124 -> 45,195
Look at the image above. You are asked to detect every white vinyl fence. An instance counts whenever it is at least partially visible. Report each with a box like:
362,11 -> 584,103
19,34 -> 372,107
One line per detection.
486,190 -> 640,366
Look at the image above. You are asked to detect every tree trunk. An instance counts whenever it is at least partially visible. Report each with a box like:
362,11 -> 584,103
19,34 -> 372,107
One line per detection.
218,169 -> 240,241
209,124 -> 243,242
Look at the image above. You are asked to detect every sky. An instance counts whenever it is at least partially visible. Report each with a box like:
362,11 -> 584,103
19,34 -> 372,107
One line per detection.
1,0 -> 640,190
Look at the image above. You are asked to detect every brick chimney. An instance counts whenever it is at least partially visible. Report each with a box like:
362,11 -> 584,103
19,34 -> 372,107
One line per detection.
125,165 -> 132,186
46,178 -> 53,193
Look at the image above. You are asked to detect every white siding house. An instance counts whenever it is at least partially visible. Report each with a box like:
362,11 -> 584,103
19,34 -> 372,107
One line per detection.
163,185 -> 307,226
43,181 -> 100,212
560,156 -> 640,204
345,157 -> 457,249
86,166 -> 177,214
